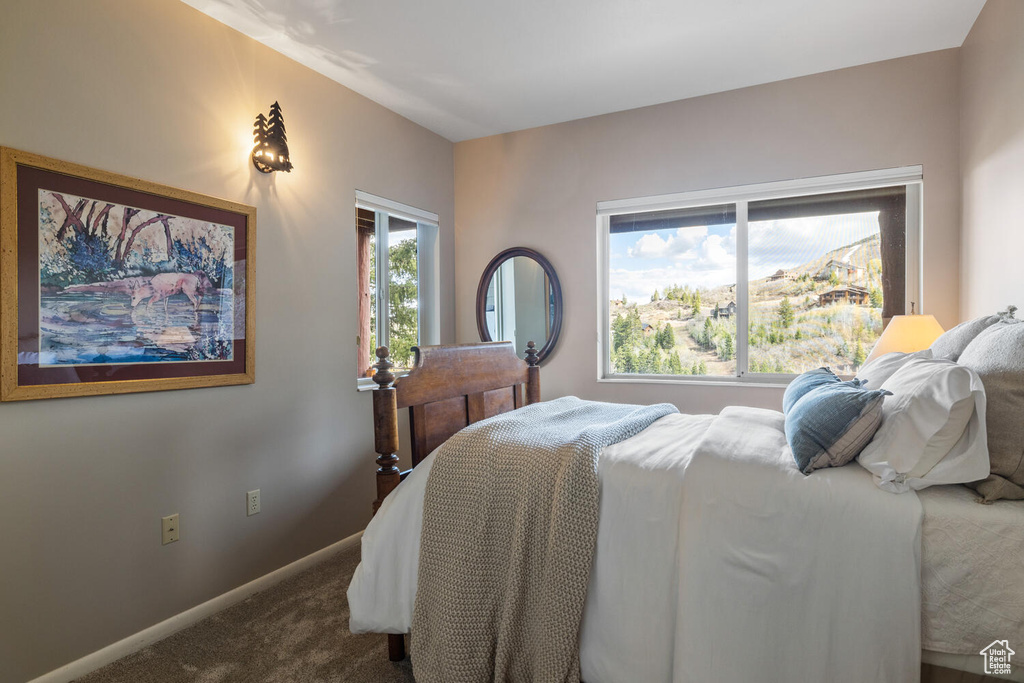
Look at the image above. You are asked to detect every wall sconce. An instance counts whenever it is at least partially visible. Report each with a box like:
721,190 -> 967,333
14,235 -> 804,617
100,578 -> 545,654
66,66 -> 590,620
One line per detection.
251,101 -> 293,173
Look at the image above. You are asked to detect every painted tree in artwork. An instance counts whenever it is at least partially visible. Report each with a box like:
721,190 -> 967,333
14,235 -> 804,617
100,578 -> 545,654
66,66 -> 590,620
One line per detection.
42,194 -> 117,285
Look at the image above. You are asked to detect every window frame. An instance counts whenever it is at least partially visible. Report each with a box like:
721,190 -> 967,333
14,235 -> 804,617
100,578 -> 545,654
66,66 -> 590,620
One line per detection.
596,167 -> 924,386
356,190 -> 440,390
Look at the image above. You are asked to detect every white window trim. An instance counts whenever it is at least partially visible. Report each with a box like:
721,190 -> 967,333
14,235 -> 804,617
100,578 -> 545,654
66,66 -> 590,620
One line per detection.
356,191 -> 440,391
356,190 -> 439,225
596,166 -> 924,386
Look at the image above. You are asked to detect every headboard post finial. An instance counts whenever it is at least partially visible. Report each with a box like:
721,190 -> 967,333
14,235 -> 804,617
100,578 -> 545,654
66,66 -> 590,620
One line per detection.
372,346 -> 396,388
371,345 -> 401,517
525,341 -> 541,404
525,341 -> 539,367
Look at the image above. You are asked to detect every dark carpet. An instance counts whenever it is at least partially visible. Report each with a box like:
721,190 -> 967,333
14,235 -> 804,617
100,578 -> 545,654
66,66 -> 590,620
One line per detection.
75,542 -> 414,683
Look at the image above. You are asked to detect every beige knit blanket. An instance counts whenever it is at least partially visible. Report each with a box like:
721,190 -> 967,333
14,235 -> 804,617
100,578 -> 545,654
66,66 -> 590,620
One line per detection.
410,396 -> 677,683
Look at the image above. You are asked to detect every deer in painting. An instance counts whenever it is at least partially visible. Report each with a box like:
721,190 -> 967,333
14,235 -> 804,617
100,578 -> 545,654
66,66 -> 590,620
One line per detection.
130,272 -> 214,323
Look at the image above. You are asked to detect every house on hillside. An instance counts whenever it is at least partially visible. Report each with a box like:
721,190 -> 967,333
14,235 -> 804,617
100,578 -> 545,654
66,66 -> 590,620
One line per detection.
642,323 -> 655,336
818,286 -> 870,306
768,269 -> 794,281
816,259 -> 865,282
715,301 -> 737,318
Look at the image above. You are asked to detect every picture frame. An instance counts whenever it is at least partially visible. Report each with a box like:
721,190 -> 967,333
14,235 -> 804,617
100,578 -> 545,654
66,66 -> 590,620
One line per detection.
0,147 -> 256,401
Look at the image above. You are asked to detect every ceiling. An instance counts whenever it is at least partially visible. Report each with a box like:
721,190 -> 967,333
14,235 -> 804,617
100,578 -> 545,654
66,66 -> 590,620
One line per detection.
181,0 -> 986,142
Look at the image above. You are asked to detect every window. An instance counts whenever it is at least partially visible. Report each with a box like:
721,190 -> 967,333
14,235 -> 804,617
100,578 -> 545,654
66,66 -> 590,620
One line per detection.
356,191 -> 439,383
598,168 -> 922,383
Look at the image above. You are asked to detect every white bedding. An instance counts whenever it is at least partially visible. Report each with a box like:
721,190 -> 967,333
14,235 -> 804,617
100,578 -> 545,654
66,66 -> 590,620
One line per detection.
349,407 -> 924,682
920,483 -> 1024,655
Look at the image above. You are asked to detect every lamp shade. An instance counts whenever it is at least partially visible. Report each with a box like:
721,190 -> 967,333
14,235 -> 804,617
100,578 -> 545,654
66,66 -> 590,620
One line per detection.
864,314 -> 945,364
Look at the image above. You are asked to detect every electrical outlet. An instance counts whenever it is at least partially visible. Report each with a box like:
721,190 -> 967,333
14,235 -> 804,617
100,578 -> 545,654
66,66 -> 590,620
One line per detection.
162,514 -> 179,545
247,489 -> 261,516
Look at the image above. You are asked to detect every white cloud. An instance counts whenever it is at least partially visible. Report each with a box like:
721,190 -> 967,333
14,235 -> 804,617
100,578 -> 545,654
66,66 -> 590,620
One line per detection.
610,262 -> 735,303
610,212 -> 877,302
627,226 -> 707,260
691,233 -> 735,271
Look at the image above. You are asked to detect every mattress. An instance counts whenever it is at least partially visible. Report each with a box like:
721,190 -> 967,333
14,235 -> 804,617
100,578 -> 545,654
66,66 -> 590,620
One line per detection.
351,410 -> 925,682
920,483 -> 1024,656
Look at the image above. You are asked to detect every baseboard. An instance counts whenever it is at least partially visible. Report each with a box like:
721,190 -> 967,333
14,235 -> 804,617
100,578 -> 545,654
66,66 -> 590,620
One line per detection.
28,530 -> 363,683
923,649 -> 1024,682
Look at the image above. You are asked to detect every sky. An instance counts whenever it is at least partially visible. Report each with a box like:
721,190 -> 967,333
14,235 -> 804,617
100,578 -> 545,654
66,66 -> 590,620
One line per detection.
609,211 -> 880,303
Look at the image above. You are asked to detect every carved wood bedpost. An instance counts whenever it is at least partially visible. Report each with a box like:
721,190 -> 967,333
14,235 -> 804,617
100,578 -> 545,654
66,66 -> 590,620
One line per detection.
370,346 -> 408,661
525,340 -> 541,405
371,347 -> 401,515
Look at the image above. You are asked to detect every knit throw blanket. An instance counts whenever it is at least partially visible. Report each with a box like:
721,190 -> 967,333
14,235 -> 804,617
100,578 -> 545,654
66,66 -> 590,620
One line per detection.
410,396 -> 678,683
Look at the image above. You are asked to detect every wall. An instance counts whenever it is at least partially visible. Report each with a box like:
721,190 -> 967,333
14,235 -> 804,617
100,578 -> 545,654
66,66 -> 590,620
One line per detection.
0,1 -> 453,681
959,0 -> 1024,318
454,50 -> 962,413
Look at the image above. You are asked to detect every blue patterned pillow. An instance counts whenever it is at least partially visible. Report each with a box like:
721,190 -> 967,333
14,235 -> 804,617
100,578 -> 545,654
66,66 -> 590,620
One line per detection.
783,368 -> 851,414
786,383 -> 891,474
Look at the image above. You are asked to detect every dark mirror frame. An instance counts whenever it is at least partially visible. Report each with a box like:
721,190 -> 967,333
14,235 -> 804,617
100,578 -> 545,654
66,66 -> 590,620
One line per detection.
475,247 -> 563,363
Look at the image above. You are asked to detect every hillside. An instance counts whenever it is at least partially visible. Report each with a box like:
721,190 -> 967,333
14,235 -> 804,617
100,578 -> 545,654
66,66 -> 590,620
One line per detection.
609,233 -> 884,376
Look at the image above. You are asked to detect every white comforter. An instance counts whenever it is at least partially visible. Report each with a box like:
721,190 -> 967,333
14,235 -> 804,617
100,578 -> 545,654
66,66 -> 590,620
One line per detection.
349,406 -> 924,683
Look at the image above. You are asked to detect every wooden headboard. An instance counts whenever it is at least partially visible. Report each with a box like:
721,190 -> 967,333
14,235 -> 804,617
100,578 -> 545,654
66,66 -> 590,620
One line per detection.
369,341 -> 540,513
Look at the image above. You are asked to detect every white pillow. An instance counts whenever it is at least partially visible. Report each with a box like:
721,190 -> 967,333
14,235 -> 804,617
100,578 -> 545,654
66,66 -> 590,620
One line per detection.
856,358 -> 988,493
855,349 -> 933,389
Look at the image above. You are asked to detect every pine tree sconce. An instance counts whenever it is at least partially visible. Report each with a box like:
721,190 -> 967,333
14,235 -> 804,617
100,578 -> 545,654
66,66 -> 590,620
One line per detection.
251,101 -> 293,173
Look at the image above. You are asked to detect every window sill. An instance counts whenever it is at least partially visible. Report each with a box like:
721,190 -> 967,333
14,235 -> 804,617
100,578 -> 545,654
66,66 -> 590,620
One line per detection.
356,370 -> 411,392
598,375 -> 789,389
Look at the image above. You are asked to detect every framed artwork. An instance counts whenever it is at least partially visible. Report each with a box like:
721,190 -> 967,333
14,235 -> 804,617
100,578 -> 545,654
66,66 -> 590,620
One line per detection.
0,147 -> 255,401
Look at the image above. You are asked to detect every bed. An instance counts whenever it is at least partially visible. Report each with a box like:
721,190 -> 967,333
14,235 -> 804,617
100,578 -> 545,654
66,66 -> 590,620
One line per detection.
350,342 -> 1024,682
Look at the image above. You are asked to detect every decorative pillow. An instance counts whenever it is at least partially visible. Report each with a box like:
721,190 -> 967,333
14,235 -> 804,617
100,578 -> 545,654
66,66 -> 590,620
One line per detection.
929,314 -> 1001,361
958,318 -> 1024,502
857,358 -> 988,494
856,349 -> 933,389
786,383 -> 890,475
783,367 -> 864,415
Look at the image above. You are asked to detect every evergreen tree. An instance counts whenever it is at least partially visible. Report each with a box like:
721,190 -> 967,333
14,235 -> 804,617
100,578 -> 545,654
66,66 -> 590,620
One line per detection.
668,351 -> 683,374
778,297 -> 794,328
651,288 -> 659,302
691,290 -> 702,317
869,287 -> 883,309
386,237 -> 418,367
658,323 -> 675,350
720,334 -> 734,361
853,339 -> 867,367
614,346 -> 638,374
611,313 -> 627,351
701,317 -> 713,350
640,346 -> 661,374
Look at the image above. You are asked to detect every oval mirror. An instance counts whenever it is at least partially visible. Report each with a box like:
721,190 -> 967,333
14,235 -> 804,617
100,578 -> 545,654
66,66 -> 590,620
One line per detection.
476,247 -> 562,363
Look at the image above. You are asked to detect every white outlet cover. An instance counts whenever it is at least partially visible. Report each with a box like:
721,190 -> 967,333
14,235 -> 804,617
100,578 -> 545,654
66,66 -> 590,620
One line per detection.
247,489 -> 260,516
162,514 -> 179,545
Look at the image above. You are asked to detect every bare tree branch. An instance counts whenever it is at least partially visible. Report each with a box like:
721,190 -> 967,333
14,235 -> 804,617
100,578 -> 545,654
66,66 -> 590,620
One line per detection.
115,207 -> 140,262
51,194 -> 87,241
120,214 -> 172,264
161,216 -> 173,259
